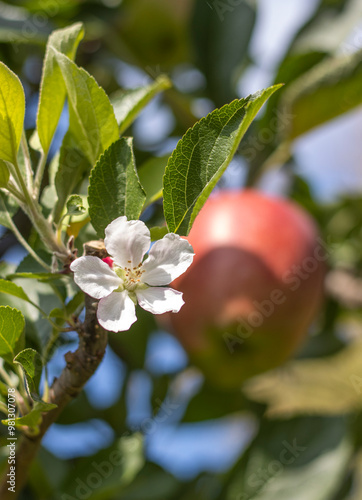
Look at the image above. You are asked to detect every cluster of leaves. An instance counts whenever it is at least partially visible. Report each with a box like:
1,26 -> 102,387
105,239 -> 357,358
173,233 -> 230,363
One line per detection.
0,0 -> 361,499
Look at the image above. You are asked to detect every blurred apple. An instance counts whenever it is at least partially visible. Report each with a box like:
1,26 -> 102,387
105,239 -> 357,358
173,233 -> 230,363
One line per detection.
165,189 -> 326,389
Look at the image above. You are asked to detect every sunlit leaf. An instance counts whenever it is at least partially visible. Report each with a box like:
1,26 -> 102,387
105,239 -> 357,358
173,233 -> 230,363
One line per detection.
0,160 -> 10,188
0,279 -> 33,305
163,85 -> 282,235
37,22 -> 84,154
65,194 -> 86,217
281,49 -> 362,139
2,400 -> 57,435
13,348 -> 42,396
0,61 -> 25,164
0,306 -> 24,363
244,341 -> 362,417
51,49 -> 119,165
149,226 -> 168,242
6,272 -> 65,282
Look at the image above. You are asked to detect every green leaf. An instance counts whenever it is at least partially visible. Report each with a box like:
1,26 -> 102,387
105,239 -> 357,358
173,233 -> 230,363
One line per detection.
65,291 -> 84,316
0,306 -> 24,363
0,160 -> 10,187
149,226 -> 168,242
16,251 -> 51,275
0,279 -> 33,305
281,49 -> 362,140
88,138 -> 146,238
138,155 -> 169,208
111,75 -> 172,135
258,51 -> 326,135
163,85 -> 282,235
244,341 -> 362,417
350,454 -> 362,500
48,308 -> 65,320
0,192 -> 18,231
2,400 -> 57,435
61,434 -> 144,499
191,0 -> 256,106
0,192 -> 18,230
53,131 -> 91,223
37,23 -> 84,154
0,61 -> 25,164
0,276 -> 63,352
48,292 -> 83,325
118,463 -> 179,500
13,348 -> 42,396
28,130 -> 42,152
290,0 -> 362,55
225,417 -> 352,500
65,194 -> 86,217
183,382 -> 246,422
0,278 -> 48,322
51,48 -> 119,165
6,272 -> 65,282
0,379 -> 8,396
39,151 -> 59,213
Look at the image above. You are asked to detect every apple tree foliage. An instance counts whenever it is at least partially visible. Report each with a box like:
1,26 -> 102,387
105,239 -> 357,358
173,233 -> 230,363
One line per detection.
0,19 -> 280,496
0,1 -> 361,499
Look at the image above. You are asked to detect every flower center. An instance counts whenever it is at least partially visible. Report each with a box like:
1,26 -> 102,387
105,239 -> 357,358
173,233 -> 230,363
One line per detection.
121,261 -> 145,291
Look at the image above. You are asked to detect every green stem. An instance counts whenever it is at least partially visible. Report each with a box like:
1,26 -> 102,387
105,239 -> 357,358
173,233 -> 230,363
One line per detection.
49,283 -> 64,304
0,362 -> 26,414
11,156 -> 32,205
0,361 -> 14,387
0,197 -> 51,271
3,183 -> 26,204
0,401 -> 7,414
21,132 -> 34,193
34,150 -> 47,199
42,316 -> 77,365
4,161 -> 27,201
30,206 -> 69,259
28,200 -> 69,259
9,155 -> 69,260
42,366 -> 50,402
15,366 -> 31,414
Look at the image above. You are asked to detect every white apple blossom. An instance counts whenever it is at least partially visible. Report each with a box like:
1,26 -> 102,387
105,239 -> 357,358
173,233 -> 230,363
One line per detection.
70,216 -> 194,332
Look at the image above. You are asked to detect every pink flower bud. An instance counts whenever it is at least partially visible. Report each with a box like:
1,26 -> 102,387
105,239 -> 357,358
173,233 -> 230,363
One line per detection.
102,257 -> 113,268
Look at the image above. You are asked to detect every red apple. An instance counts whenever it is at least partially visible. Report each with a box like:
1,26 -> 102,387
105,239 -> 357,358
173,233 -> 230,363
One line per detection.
166,189 -> 326,389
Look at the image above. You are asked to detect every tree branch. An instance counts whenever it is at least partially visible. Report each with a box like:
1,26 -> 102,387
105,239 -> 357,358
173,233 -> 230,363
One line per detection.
0,241 -> 108,499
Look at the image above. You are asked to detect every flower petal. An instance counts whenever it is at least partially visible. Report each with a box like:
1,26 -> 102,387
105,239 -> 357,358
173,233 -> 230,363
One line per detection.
104,216 -> 150,268
142,234 -> 194,286
97,290 -> 137,332
136,287 -> 184,314
70,256 -> 121,299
